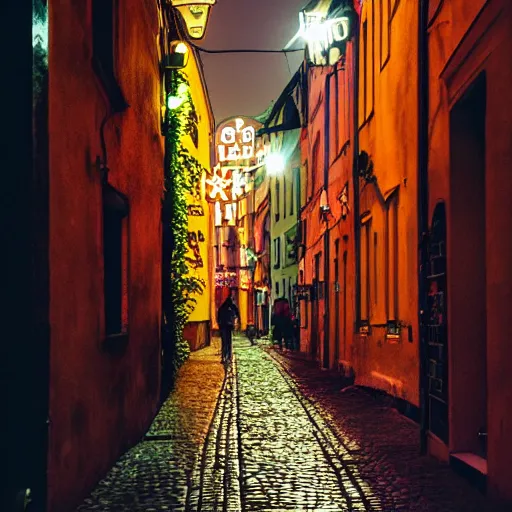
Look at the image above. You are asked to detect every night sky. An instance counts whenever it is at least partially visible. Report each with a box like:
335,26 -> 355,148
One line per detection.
202,0 -> 307,124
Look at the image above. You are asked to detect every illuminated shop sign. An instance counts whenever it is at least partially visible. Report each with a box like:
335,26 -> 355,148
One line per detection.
215,272 -> 238,288
286,1 -> 354,67
206,166 -> 248,203
301,11 -> 350,66
217,118 -> 256,163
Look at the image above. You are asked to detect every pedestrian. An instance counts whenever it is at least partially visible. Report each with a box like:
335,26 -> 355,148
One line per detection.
217,295 -> 240,364
271,298 -> 293,351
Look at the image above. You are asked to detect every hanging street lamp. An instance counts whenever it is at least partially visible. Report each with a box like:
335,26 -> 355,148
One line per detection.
170,0 -> 217,40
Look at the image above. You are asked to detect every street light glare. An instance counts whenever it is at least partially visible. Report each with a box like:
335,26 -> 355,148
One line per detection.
167,95 -> 185,110
266,153 -> 285,175
174,42 -> 188,54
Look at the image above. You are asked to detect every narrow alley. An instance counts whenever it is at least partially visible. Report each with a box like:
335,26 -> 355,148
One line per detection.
76,338 -> 490,512
8,1 -> 512,510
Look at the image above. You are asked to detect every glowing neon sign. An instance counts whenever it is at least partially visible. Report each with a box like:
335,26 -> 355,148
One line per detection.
205,166 -> 232,201
217,118 -> 256,163
285,2 -> 354,67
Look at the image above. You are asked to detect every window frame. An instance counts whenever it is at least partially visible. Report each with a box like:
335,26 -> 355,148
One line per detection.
91,0 -> 127,112
102,183 -> 129,347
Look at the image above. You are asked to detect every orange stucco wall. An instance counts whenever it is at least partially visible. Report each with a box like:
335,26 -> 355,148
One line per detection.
427,0 -> 512,502
47,1 -> 164,510
353,0 -> 420,405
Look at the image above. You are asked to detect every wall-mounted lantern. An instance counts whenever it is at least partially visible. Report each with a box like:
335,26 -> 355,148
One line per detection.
164,40 -> 190,69
170,0 -> 216,40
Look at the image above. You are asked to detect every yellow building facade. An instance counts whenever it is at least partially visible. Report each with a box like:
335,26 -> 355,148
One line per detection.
180,48 -> 215,350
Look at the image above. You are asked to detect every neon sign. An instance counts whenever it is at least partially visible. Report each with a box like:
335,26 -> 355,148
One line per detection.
285,2 -> 354,67
217,118 -> 256,163
206,166 -> 232,201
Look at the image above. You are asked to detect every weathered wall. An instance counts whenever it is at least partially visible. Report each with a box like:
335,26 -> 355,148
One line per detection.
182,49 -> 213,331
300,65 -> 328,358
47,1 -> 164,510
428,0 -> 512,502
269,126 -> 301,309
354,0 -> 420,406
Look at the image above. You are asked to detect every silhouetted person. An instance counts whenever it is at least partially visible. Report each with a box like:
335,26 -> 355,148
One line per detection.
217,296 -> 240,364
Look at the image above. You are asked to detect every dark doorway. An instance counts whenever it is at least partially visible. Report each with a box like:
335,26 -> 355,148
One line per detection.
426,202 -> 448,444
334,240 -> 340,365
311,252 -> 321,358
449,72 -> 487,458
343,250 -> 348,360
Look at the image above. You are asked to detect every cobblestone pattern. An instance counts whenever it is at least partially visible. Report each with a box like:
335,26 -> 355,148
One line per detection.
190,358 -> 241,512
269,347 -> 497,512
76,341 -> 225,512
235,339 -> 380,511
75,336 -> 498,512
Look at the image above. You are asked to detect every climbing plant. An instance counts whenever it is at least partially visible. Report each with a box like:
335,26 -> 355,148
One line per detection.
162,70 -> 206,383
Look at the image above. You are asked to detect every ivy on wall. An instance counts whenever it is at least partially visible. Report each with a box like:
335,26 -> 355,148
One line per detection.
162,70 -> 206,383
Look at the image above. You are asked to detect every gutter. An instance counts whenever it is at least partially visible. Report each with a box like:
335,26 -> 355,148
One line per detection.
323,69 -> 332,369
352,19 -> 361,332
418,0 -> 430,455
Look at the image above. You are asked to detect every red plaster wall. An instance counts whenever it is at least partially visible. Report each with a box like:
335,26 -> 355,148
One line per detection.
300,40 -> 357,371
47,1 -> 164,510
428,0 -> 512,502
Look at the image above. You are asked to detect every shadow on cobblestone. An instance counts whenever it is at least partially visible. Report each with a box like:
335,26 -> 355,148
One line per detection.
75,337 -> 500,512
268,347 -> 498,512
76,340 -> 225,512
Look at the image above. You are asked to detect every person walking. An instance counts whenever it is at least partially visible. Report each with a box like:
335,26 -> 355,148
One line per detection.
217,295 -> 240,364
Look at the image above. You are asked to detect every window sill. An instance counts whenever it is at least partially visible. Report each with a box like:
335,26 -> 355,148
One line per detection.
102,332 -> 128,355
386,333 -> 401,344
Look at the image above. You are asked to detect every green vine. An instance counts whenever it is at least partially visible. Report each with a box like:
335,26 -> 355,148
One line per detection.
162,71 -> 206,380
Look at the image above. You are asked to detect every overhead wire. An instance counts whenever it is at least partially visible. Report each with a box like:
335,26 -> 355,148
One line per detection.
188,43 -> 305,54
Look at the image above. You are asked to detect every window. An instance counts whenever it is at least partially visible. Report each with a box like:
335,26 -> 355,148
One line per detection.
273,237 -> 281,269
362,20 -> 368,120
290,176 -> 294,216
373,231 -> 378,304
92,0 -> 126,111
386,194 -> 399,321
103,184 -> 129,337
360,3 -> 375,124
275,280 -> 280,297
311,134 -> 320,198
283,177 -> 287,219
275,179 -> 280,222
283,279 -> 286,299
360,217 -> 371,328
292,168 -> 299,216
334,71 -> 340,154
380,0 -> 390,69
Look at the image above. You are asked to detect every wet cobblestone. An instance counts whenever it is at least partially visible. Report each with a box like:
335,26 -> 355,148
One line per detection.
269,346 -> 497,512
76,336 -> 498,511
76,340 -> 224,512
235,339 -> 377,511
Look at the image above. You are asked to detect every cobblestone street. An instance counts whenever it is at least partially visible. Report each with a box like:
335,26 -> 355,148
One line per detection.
76,337 -> 495,511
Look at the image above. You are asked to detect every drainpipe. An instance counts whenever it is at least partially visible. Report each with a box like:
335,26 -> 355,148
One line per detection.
418,0 -> 430,455
352,19 -> 361,333
322,72 -> 331,369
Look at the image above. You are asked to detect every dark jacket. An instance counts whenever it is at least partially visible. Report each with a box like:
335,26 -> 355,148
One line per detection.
217,298 -> 240,328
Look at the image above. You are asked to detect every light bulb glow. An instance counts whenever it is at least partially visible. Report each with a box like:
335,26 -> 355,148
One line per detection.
177,83 -> 189,96
167,95 -> 185,110
174,42 -> 188,54
266,153 -> 285,175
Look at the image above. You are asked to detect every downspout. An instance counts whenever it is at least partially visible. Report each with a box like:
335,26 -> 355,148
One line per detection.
323,72 -> 331,369
418,0 -> 430,455
352,18 -> 361,333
